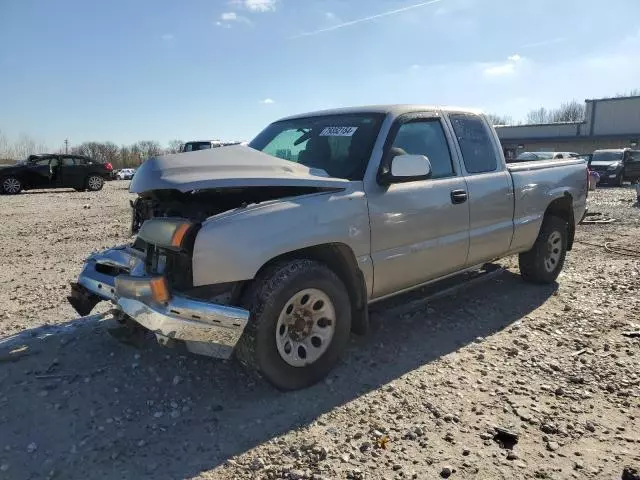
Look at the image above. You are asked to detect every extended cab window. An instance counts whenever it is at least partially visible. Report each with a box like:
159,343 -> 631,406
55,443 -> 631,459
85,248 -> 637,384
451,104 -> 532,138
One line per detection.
61,157 -> 75,166
389,120 -> 454,178
249,113 -> 385,180
449,114 -> 498,173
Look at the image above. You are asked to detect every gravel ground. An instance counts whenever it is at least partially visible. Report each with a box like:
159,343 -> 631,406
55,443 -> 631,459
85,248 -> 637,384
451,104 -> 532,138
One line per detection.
0,182 -> 639,480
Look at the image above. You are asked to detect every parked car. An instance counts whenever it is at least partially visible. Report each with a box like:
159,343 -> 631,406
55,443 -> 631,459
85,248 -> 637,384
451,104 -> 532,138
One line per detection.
0,154 -> 113,194
117,168 -> 136,180
588,148 -> 640,186
510,151 -> 581,163
68,105 -> 588,390
181,140 -> 224,152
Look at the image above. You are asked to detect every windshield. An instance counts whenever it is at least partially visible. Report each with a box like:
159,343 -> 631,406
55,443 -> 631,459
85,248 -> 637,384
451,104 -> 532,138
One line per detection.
592,151 -> 623,162
515,152 -> 554,161
249,113 -> 385,180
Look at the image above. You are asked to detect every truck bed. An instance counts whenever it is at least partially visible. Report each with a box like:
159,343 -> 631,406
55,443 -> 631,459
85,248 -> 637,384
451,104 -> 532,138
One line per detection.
508,158 -> 588,253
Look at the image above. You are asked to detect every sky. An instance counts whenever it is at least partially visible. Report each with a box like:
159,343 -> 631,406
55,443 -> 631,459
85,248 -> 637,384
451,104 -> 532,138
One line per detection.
1,0 -> 640,150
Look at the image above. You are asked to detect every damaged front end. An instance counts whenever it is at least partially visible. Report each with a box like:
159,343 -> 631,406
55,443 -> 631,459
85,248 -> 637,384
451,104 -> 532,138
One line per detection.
69,145 -> 348,358
69,216 -> 250,359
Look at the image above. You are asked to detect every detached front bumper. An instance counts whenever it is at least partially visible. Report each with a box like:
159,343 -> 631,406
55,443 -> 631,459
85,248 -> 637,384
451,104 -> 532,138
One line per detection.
70,246 -> 250,359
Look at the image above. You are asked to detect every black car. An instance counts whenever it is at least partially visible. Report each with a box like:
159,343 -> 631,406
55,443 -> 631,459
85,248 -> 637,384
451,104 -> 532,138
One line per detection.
589,149 -> 640,186
0,154 -> 113,194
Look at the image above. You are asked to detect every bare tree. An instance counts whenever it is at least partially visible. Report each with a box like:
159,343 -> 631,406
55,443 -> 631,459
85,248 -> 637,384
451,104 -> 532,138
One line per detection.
614,89 -> 640,97
550,100 -> 585,122
135,141 -> 162,161
486,114 -> 513,126
166,139 -> 183,154
0,130 -> 12,162
525,107 -> 550,124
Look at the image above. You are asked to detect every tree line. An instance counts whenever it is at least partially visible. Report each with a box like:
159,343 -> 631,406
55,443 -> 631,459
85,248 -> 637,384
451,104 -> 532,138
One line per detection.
0,132 -> 184,168
3,91 -> 639,163
487,89 -> 640,126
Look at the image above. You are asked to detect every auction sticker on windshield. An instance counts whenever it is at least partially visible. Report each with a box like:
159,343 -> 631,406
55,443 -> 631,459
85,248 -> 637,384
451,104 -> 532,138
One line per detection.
320,126 -> 358,137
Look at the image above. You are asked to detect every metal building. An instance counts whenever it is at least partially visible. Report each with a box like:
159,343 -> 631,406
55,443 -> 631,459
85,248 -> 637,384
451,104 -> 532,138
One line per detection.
496,96 -> 640,160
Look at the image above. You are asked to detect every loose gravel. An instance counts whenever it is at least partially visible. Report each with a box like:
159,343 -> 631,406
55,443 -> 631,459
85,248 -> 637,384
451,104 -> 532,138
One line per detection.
0,182 -> 638,479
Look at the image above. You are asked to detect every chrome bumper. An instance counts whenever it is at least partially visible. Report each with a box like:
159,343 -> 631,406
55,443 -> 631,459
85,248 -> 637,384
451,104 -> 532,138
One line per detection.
74,246 -> 250,359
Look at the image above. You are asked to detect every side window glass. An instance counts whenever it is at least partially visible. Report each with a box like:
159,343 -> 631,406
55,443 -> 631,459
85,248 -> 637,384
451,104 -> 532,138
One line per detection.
34,158 -> 51,166
62,157 -> 75,166
449,114 -> 498,173
390,119 -> 454,179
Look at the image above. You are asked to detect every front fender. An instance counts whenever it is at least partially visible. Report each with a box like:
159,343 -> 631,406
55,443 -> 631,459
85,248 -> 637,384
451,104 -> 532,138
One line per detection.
191,185 -> 371,287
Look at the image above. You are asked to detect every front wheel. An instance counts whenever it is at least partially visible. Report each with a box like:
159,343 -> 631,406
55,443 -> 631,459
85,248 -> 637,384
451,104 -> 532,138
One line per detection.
519,215 -> 568,284
86,175 -> 104,191
236,259 -> 351,390
1,176 -> 22,195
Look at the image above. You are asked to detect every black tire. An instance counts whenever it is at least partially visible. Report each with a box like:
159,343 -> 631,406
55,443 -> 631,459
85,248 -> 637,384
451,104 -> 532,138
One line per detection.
236,259 -> 352,391
519,215 -> 568,284
1,176 -> 23,195
86,175 -> 104,191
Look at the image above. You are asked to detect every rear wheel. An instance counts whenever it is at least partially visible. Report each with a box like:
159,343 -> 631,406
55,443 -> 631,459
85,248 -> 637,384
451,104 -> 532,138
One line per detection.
86,175 -> 104,191
519,215 -> 568,284
236,259 -> 351,390
1,176 -> 22,195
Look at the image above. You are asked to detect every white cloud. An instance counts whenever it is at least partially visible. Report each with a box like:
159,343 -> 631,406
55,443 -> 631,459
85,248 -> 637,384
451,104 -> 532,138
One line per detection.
483,54 -> 524,76
216,11 -> 251,27
260,98 -> 275,104
231,0 -> 277,12
161,33 -> 174,41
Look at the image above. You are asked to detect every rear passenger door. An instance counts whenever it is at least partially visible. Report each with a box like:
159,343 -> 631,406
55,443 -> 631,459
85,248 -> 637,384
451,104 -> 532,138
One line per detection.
59,155 -> 84,188
446,113 -> 514,266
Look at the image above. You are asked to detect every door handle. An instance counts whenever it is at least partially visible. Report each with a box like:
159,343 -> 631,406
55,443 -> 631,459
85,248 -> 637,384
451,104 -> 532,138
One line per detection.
450,189 -> 468,204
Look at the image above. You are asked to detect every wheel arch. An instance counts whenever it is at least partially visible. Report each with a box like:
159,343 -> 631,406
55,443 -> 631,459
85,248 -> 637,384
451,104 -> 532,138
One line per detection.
249,243 -> 369,335
544,192 -> 575,250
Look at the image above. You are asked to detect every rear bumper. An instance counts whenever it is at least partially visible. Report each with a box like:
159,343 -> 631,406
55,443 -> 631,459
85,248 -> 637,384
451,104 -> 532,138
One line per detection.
72,246 -> 250,359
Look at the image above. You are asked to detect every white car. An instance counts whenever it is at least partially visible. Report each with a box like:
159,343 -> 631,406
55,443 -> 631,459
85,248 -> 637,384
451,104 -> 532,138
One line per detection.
117,168 -> 136,180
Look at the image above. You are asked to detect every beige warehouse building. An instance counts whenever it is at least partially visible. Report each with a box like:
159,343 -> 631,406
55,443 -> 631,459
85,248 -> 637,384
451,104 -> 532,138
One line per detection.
496,95 -> 640,159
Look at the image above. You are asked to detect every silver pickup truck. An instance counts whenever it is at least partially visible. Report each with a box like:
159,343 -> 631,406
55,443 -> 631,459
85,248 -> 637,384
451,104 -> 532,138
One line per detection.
68,105 -> 588,390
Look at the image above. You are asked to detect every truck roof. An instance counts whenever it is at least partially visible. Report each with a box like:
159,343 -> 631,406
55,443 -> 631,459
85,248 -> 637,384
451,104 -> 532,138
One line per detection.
278,104 -> 484,121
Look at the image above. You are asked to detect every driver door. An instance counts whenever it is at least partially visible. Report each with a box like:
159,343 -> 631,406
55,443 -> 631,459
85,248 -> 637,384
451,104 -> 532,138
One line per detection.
367,114 -> 470,298
25,156 -> 55,188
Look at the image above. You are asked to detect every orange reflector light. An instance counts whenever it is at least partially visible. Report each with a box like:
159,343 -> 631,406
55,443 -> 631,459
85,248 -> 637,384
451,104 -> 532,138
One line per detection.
171,223 -> 191,248
149,277 -> 170,303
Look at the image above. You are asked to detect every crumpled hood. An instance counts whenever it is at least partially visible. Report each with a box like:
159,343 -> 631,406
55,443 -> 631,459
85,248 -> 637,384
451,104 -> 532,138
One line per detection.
129,145 -> 349,193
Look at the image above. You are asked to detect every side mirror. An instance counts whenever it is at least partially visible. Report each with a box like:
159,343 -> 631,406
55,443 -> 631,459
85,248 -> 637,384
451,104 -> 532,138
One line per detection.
380,154 -> 432,185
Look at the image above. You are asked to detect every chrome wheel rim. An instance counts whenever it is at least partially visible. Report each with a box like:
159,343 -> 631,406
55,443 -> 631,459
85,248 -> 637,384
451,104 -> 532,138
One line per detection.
544,231 -> 562,272
88,176 -> 102,190
275,288 -> 336,367
3,178 -> 20,194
